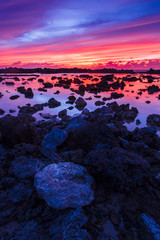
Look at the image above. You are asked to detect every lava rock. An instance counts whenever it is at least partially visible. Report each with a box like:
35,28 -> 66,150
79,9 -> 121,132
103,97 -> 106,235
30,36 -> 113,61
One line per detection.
9,157 -> 45,180
43,82 -> 53,88
48,98 -> 61,108
41,128 -> 68,159
147,114 -> 160,127
49,208 -> 91,240
34,162 -> 94,209
10,95 -> 20,100
0,115 -> 39,147
75,97 -> 87,110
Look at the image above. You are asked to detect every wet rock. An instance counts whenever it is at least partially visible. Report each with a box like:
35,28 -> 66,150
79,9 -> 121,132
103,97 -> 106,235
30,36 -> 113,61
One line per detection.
148,85 -> 160,94
103,219 -> 119,239
0,177 -> 17,189
17,86 -> 26,94
12,143 -> 39,158
101,74 -> 114,82
10,220 -> 45,240
79,84 -> 86,92
75,97 -> 87,110
43,82 -> 53,88
28,77 -> 35,81
147,114 -> 160,127
145,75 -> 155,83
122,76 -> 138,82
61,149 -> 84,165
73,78 -> 83,84
51,76 -> 57,80
138,213 -> 160,240
66,116 -> 87,132
0,115 -> 39,147
34,162 -> 94,209
84,147 -> 150,191
68,106 -> 74,110
111,92 -> 124,99
19,104 -> 43,115
25,88 -> 34,98
80,108 -> 91,119
58,109 -> 67,118
66,120 -> 118,152
38,78 -> 44,83
136,119 -> 141,125
39,113 -> 58,120
68,95 -> 76,102
85,96 -> 92,100
41,128 -> 68,159
9,157 -> 45,180
0,92 -> 3,99
48,98 -> 61,108
9,109 -> 16,113
79,74 -> 92,79
95,101 -> 105,106
8,182 -> 33,203
132,127 -> 160,150
94,95 -> 101,98
54,90 -> 60,94
49,208 -> 91,240
5,81 -> 15,85
10,95 -> 20,100
0,108 -> 5,115
38,87 -> 47,92
111,80 -> 121,89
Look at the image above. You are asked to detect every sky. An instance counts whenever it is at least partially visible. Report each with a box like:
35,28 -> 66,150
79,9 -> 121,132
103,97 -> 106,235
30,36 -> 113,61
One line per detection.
0,0 -> 160,70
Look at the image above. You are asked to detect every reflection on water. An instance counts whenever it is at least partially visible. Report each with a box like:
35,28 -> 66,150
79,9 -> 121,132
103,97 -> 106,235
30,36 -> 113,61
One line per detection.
0,73 -> 160,134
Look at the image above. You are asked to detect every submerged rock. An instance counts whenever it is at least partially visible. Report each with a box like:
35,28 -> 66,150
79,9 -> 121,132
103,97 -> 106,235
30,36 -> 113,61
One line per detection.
34,162 -> 94,209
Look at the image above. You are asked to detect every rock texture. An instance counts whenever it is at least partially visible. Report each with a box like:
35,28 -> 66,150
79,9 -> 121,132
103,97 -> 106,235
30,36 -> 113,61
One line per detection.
34,162 -> 94,209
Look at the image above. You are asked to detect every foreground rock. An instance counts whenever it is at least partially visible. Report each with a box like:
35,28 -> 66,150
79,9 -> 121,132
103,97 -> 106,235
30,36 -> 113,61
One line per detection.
84,147 -> 150,191
0,115 -> 39,147
9,157 -> 45,180
48,208 -> 91,240
34,162 -> 94,209
138,213 -> 160,240
147,114 -> 160,127
0,101 -> 160,239
41,128 -> 68,159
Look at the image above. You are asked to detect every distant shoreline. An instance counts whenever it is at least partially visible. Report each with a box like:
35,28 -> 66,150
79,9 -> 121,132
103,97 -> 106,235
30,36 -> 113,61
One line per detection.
0,67 -> 160,74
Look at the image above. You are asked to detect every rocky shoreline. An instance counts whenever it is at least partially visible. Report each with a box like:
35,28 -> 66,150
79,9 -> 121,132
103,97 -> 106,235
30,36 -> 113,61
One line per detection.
0,101 -> 160,240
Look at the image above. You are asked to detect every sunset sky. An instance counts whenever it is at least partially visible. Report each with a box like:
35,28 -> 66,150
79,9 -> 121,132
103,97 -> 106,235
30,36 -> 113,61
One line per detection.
0,0 -> 160,70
